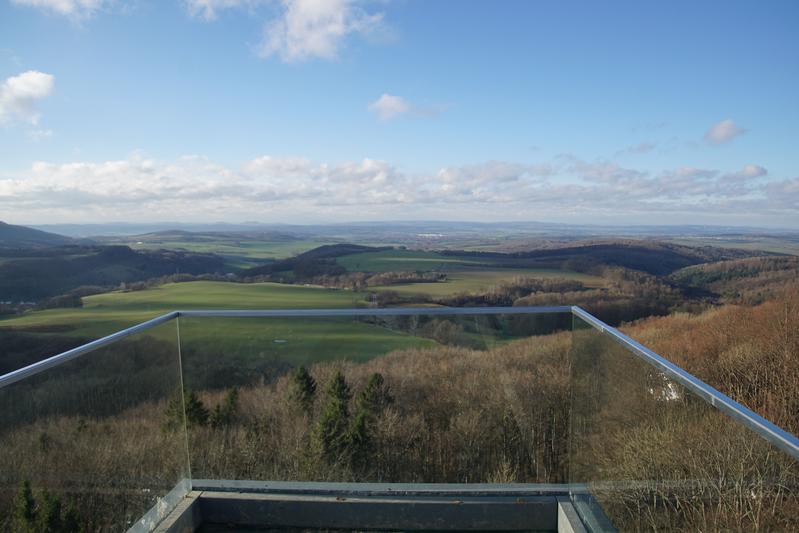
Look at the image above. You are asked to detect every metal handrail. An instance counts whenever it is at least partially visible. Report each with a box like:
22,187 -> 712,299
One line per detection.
571,306 -> 799,461
0,311 -> 178,388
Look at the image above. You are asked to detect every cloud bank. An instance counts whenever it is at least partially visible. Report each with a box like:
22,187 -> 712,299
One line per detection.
1,153 -> 793,225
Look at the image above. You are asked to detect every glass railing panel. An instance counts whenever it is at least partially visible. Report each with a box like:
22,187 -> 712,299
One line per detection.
570,313 -> 799,531
176,311 -> 573,484
0,319 -> 189,532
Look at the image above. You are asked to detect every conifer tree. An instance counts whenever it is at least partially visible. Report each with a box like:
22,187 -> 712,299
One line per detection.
349,373 -> 392,473
36,490 -> 62,533
356,373 -> 393,417
165,389 -> 209,431
184,390 -> 210,428
348,410 -> 371,472
289,365 -> 317,414
210,387 -> 239,428
314,370 -> 351,462
12,480 -> 36,532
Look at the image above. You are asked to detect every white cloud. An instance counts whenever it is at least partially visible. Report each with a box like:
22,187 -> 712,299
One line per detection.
705,118 -> 746,145
368,93 -> 447,121
258,0 -> 384,62
183,0 -> 258,21
1,153 -> 794,225
11,0 -> 105,18
0,70 -> 55,126
368,93 -> 411,120
729,164 -> 767,180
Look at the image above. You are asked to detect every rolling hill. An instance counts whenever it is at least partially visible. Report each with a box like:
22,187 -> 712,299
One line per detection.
0,221 -> 73,248
0,245 -> 226,301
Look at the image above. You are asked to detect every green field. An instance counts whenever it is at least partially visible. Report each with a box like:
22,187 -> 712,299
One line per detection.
372,268 -> 603,296
178,316 -> 434,368
0,252 -> 600,369
0,281 -> 368,338
665,236 -> 799,256
0,281 -> 438,369
335,249 -> 603,297
124,238 -> 339,268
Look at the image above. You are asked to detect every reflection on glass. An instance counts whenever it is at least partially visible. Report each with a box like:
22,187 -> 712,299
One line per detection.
0,321 -> 188,532
176,313 -> 573,484
570,314 -> 799,531
0,309 -> 795,531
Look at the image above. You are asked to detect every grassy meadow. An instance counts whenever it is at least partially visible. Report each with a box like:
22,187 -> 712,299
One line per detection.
0,281 -> 367,338
336,248 -> 603,297
372,268 -> 603,296
0,281 -> 437,375
1,247 -> 601,339
665,236 -> 799,256
0,246 -> 604,372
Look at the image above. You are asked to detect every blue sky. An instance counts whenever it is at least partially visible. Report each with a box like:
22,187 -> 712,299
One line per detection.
1,0 -> 797,227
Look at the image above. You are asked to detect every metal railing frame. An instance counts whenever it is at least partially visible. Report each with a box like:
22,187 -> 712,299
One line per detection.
1,305 -> 797,460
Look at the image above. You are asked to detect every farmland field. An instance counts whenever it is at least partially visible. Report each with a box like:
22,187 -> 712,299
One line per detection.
665,236 -> 799,256
0,281 -> 439,370
178,316 -> 436,368
335,248 -> 604,296
371,268 -> 604,296
0,247 -> 606,371
0,281 -> 368,338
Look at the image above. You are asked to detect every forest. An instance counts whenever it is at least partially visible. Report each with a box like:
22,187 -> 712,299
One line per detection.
0,285 -> 797,531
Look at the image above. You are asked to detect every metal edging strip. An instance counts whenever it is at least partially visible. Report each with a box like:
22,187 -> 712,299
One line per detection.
174,306 -> 573,318
0,311 -> 179,389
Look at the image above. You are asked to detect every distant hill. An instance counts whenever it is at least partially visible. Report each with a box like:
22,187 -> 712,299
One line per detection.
245,243 -> 391,277
0,221 -> 72,248
97,229 -> 303,245
443,241 -> 759,276
671,256 -> 799,304
0,245 -> 226,301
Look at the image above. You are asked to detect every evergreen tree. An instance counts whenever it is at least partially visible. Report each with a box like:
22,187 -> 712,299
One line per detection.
289,365 -> 317,413
184,390 -> 209,428
349,373 -> 392,473
313,371 -> 351,462
210,387 -> 239,428
356,373 -> 393,417
36,490 -> 62,533
12,480 -> 36,533
348,410 -> 372,472
165,389 -> 209,431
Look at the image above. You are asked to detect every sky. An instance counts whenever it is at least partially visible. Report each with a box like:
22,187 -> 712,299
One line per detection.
0,0 -> 797,228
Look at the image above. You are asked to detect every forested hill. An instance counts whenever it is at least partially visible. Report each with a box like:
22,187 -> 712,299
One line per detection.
245,243 -> 392,277
0,245 -> 226,301
0,221 -> 73,248
443,241 -> 759,276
